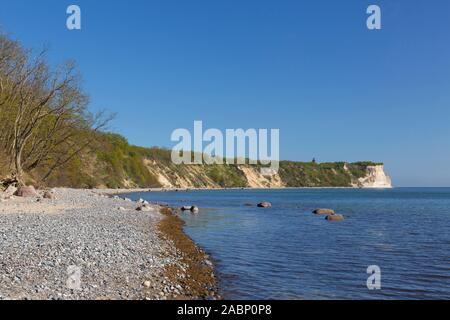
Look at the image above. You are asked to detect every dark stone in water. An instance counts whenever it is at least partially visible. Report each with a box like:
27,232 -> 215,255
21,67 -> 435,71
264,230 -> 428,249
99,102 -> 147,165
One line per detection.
257,202 -> 272,208
181,206 -> 199,213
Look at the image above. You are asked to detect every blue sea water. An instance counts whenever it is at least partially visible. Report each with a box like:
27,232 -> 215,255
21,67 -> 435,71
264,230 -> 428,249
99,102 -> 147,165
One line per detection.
128,188 -> 450,300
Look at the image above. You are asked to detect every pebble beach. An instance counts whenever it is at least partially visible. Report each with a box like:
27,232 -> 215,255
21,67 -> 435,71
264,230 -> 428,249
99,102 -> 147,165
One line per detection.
0,188 -> 218,300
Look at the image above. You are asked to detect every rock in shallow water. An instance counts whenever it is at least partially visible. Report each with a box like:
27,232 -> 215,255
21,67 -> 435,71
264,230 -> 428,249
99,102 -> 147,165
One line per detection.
313,208 -> 335,215
325,214 -> 345,221
191,206 -> 199,213
257,202 -> 272,208
180,206 -> 199,213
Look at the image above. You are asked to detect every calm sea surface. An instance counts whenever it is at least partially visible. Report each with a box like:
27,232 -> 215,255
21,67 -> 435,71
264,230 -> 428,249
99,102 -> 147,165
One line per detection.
128,188 -> 450,300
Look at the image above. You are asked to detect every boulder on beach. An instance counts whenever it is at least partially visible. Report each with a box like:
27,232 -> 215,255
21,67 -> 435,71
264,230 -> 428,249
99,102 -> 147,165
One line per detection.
325,214 -> 345,221
313,208 -> 335,215
43,191 -> 56,200
14,186 -> 38,198
138,198 -> 149,205
257,202 -> 272,208
4,185 -> 18,196
136,204 -> 152,212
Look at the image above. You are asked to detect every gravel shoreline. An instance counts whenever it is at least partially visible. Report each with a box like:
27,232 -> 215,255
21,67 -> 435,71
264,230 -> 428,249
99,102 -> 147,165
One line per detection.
0,188 -> 218,300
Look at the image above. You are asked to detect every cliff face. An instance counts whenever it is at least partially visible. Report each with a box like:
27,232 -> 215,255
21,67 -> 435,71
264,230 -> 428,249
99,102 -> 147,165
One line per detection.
237,166 -> 285,188
140,162 -> 392,189
39,157 -> 393,189
34,134 -> 392,189
353,165 -> 392,188
142,164 -> 285,189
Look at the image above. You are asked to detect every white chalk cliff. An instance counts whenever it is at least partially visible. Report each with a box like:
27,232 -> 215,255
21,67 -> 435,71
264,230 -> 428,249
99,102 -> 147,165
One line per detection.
139,160 -> 392,189
354,165 -> 392,188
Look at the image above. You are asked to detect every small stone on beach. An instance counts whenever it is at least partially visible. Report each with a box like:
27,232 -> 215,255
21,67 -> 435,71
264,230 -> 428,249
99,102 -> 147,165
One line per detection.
43,191 -> 56,200
136,205 -> 152,212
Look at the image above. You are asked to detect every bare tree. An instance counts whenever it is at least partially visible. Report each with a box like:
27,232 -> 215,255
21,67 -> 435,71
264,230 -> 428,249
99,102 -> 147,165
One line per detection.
0,33 -> 113,185
0,33 -> 28,148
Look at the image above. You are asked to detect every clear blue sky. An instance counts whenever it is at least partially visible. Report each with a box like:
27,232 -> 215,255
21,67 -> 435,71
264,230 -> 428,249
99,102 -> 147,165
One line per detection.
1,0 -> 449,186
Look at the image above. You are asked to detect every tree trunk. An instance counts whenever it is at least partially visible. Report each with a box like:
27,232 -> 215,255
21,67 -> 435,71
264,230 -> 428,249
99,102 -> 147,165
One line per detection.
13,145 -> 24,186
